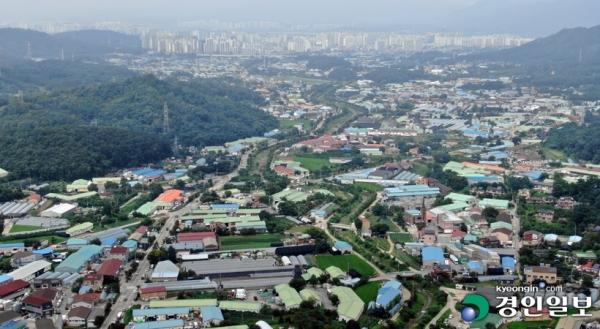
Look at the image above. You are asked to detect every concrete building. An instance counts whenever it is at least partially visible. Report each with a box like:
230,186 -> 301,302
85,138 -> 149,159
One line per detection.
22,295 -> 53,316
0,243 -> 25,255
82,274 -> 103,290
0,280 -> 30,299
333,241 -> 352,254
330,286 -> 364,322
108,247 -> 129,262
10,251 -> 43,267
524,265 -> 558,284
132,308 -> 190,322
140,286 -> 167,300
96,259 -> 123,277
66,307 -> 91,327
66,222 -> 94,236
200,306 -> 224,326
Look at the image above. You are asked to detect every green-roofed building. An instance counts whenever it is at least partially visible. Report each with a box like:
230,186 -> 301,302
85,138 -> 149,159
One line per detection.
46,192 -> 98,201
135,202 -> 172,216
225,198 -> 247,205
299,289 -> 321,306
235,209 -> 262,215
331,286 -> 364,321
66,179 -> 89,192
274,284 -> 303,310
469,313 -> 503,329
150,299 -> 217,310
92,177 -> 122,184
307,267 -> 324,278
325,266 -> 345,278
440,202 -> 470,213
490,222 -> 512,230
205,146 -> 226,153
479,198 -> 509,210
66,222 -> 94,236
192,209 -> 228,215
446,193 -> 477,205
218,301 -> 262,313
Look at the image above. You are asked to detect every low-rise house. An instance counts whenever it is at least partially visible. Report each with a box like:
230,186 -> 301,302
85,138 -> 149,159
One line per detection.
524,265 -> 558,284
108,247 -> 129,262
536,209 -> 554,222
67,307 -> 91,327
522,230 -> 543,247
82,274 -> 103,291
490,228 -> 513,244
22,295 -> 53,316
140,286 -> 167,300
10,251 -> 43,267
556,197 -> 577,210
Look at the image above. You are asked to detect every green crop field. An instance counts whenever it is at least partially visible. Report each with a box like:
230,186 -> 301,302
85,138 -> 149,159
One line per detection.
354,182 -> 384,191
390,233 -> 413,243
219,234 -> 283,251
280,119 -> 312,129
354,281 -> 380,304
291,157 -> 338,171
9,225 -> 43,233
506,320 -> 555,329
316,254 -> 376,277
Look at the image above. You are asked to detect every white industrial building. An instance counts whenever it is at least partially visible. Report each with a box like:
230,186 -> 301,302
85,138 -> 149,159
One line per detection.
41,204 -> 76,218
8,260 -> 52,282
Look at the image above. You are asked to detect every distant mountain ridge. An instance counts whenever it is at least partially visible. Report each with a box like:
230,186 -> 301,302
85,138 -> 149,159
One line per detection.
0,28 -> 142,59
475,25 -> 600,65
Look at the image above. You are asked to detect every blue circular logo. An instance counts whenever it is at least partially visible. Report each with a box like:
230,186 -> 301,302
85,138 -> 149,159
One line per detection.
539,281 -> 546,289
461,307 -> 477,322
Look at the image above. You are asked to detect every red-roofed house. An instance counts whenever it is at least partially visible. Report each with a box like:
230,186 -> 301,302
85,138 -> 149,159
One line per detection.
72,293 -> 101,308
82,274 -> 103,290
523,230 -> 543,247
140,286 -> 167,300
22,295 -> 53,316
451,231 -> 467,242
522,307 -> 550,321
0,279 -> 30,299
155,189 -> 184,203
96,259 -> 123,277
109,247 -> 129,262
178,232 -> 217,242
135,226 -> 149,234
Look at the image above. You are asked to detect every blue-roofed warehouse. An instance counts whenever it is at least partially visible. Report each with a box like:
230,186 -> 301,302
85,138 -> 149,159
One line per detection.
210,204 -> 240,211
376,285 -> 403,309
56,245 -> 103,273
133,168 -> 153,176
32,248 -> 53,256
101,237 -> 118,249
422,247 -> 445,267
383,185 -> 440,201
200,306 -> 224,326
467,261 -> 485,274
501,257 -> 515,271
133,319 -> 185,329
122,240 -> 138,252
334,241 -> 352,254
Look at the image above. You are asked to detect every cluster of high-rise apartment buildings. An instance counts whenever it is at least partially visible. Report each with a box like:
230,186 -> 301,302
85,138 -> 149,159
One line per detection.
1,20 -> 532,55
141,31 -> 532,55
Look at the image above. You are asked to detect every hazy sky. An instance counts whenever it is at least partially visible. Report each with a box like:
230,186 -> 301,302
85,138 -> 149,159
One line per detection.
1,0 -> 599,36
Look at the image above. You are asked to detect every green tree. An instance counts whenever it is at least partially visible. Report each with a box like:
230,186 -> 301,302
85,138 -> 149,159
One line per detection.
289,277 -> 307,292
354,218 -> 363,230
308,275 -> 318,287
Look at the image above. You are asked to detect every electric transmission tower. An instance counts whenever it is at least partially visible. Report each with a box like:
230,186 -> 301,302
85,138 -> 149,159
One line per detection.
163,102 -> 170,134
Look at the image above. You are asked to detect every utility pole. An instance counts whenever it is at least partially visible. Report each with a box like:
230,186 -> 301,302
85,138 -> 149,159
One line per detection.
163,102 -> 170,134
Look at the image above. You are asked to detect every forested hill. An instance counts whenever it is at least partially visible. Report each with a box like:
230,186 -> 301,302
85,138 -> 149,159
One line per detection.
544,112 -> 600,163
0,59 -> 137,94
0,75 -> 279,147
0,28 -> 142,59
474,25 -> 600,65
0,126 -> 171,181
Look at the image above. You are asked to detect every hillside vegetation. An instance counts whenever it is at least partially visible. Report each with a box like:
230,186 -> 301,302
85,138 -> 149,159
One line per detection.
545,112 -> 600,163
0,59 -> 137,94
0,75 -> 279,147
0,126 -> 171,181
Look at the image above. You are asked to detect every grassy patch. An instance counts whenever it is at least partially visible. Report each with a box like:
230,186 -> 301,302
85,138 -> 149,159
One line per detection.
354,281 -> 380,304
287,226 -> 314,233
505,320 -> 555,329
412,163 -> 429,176
540,146 -> 566,161
123,304 -> 141,325
354,182 -> 384,192
367,236 -> 390,252
2,235 -> 67,244
280,119 -> 312,130
435,309 -> 452,327
390,233 -> 413,243
9,225 -> 44,233
291,156 -> 338,171
220,234 -> 283,251
316,254 -> 376,277
393,249 -> 421,270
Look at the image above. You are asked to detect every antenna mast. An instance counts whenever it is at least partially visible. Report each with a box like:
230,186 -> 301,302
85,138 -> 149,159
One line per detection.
163,102 -> 170,134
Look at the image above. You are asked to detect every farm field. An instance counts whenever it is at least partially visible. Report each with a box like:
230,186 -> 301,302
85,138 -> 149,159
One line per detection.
219,234 -> 283,251
354,281 -> 380,304
280,119 -> 312,130
9,225 -> 43,233
390,233 -> 413,243
354,182 -> 384,191
291,157 -> 338,171
316,254 -> 376,277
